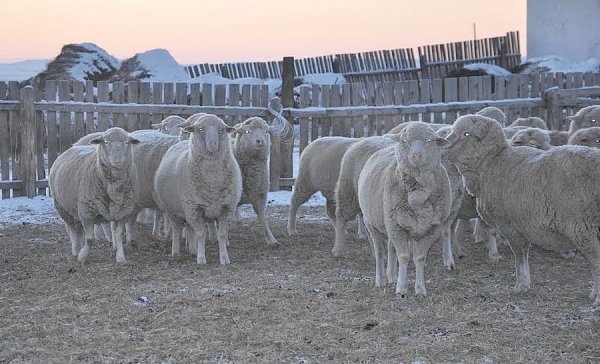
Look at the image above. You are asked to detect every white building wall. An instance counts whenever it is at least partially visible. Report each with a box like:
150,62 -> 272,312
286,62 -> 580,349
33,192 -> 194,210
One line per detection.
527,0 -> 600,61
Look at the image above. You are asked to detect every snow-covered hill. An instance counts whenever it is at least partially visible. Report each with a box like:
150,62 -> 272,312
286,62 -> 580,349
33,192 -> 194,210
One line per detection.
112,48 -> 190,82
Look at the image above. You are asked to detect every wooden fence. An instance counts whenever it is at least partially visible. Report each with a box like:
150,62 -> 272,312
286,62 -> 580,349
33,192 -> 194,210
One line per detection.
185,31 -> 519,83
1,72 -> 600,199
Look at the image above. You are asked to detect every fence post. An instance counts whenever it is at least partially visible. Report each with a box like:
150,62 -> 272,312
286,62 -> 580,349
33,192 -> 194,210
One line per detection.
544,86 -> 561,130
419,54 -> 430,80
279,56 -> 295,190
499,37 -> 508,70
20,86 -> 37,198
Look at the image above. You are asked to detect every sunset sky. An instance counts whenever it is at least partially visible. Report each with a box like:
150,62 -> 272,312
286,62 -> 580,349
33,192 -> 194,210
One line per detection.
0,0 -> 526,64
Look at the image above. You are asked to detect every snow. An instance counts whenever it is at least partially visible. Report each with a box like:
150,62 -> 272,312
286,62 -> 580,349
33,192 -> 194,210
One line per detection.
301,72 -> 346,85
0,60 -> 49,81
68,43 -> 120,81
133,49 -> 190,82
464,63 -> 511,76
523,55 -> 600,73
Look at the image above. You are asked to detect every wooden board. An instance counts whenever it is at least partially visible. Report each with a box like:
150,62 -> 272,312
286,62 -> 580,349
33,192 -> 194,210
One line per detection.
127,81 -> 139,131
73,81 -> 85,140
84,80 -> 95,133
0,82 -> 9,198
9,81 -> 23,197
97,82 -> 110,131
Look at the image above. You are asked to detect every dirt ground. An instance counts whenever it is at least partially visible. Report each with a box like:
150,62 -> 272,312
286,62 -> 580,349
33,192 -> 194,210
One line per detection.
0,205 -> 599,363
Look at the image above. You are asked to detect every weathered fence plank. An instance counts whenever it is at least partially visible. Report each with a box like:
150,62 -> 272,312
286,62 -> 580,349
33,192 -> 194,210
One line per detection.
0,82 -> 9,198
9,81 -> 23,197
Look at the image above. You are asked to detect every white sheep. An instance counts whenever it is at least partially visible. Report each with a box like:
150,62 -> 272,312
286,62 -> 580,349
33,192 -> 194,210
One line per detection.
230,116 -> 282,246
358,122 -> 452,296
151,115 -> 187,136
444,114 -> 600,302
153,114 -> 242,265
567,105 -> 600,135
287,136 -> 361,235
49,127 -> 140,263
568,126 -> 600,148
387,121 -> 448,135
333,136 -> 395,257
476,106 -> 507,126
510,127 -> 552,150
508,116 -> 548,130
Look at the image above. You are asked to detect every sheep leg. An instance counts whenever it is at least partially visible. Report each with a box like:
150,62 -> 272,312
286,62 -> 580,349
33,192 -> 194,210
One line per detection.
78,221 -> 95,263
389,231 -> 410,297
190,221 -> 208,265
367,226 -> 387,288
452,218 -> 468,258
252,198 -> 279,247
332,218 -> 350,257
126,213 -> 137,248
215,218 -> 231,265
473,218 -> 487,244
169,216 -> 184,255
386,238 -> 398,284
574,237 -> 600,302
287,184 -> 316,236
325,199 -> 337,226
113,221 -> 127,263
357,214 -> 369,240
413,235 -> 436,297
152,210 -> 161,237
486,227 -> 501,262
442,221 -> 455,270
507,238 -> 531,293
64,221 -> 82,256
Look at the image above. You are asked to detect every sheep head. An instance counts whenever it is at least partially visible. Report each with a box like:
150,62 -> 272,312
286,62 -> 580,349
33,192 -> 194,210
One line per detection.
183,114 -> 234,156
567,126 -> 600,148
444,115 -> 508,171
511,128 -> 552,150
232,117 -> 272,159
89,127 -> 140,169
385,122 -> 449,171
151,115 -> 186,136
476,106 -> 507,126
509,116 -> 548,130
567,105 -> 600,134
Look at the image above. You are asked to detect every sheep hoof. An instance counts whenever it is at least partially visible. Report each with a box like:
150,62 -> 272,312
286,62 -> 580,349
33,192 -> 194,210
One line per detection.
266,241 -> 281,249
560,250 -> 576,259
445,263 -> 455,271
513,283 -> 530,293
219,256 -> 230,265
116,256 -> 126,264
287,226 -> 296,236
398,293 -> 407,298
331,246 -> 347,258
488,253 -> 502,262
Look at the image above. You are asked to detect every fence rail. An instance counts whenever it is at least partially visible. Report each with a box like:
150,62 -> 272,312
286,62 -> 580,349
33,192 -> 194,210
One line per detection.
185,31 -> 520,83
1,72 -> 600,199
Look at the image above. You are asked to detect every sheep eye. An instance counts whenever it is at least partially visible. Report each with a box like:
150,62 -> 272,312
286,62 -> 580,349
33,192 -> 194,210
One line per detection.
464,132 -> 471,137
219,128 -> 224,132
198,127 -> 204,132
513,141 -> 523,146
104,140 -> 109,144
402,139 -> 408,143
595,139 -> 600,143
592,119 -> 597,123
245,130 -> 250,134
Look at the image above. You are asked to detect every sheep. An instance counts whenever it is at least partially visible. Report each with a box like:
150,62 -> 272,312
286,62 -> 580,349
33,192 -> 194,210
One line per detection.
567,105 -> 600,135
229,116 -> 281,246
435,126 -> 502,262
74,129 -> 181,241
49,127 -> 140,263
151,115 -> 187,136
333,136 -> 395,257
476,106 -> 507,126
502,126 -> 528,139
568,126 -> 600,148
510,127 -> 552,150
508,116 -> 548,130
287,136 -> 361,236
387,121 -> 448,135
549,130 -> 570,146
444,114 -> 600,302
153,114 -> 242,265
358,122 -> 452,296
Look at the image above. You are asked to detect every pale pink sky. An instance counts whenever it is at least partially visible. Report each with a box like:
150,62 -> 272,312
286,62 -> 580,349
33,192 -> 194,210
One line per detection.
0,0 -> 526,64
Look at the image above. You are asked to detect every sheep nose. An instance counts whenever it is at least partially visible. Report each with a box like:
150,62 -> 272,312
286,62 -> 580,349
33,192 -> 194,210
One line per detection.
256,138 -> 264,145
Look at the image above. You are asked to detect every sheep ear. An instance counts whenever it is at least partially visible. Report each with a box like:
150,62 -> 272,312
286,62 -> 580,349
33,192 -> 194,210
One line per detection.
384,133 -> 402,142
226,126 -> 236,133
150,123 -> 162,129
434,137 -> 450,147
129,137 -> 140,145
183,126 -> 194,133
89,136 -> 104,145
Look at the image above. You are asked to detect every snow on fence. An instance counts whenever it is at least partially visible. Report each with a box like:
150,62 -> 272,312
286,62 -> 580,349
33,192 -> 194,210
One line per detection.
185,31 -> 520,84
1,72 -> 600,199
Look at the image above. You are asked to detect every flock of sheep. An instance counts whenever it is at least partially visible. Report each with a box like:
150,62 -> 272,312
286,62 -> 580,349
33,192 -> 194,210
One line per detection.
48,102 -> 600,304
288,105 -> 600,303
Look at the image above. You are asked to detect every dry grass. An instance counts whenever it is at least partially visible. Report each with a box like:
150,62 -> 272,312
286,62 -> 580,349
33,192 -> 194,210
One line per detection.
1,205 -> 599,363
